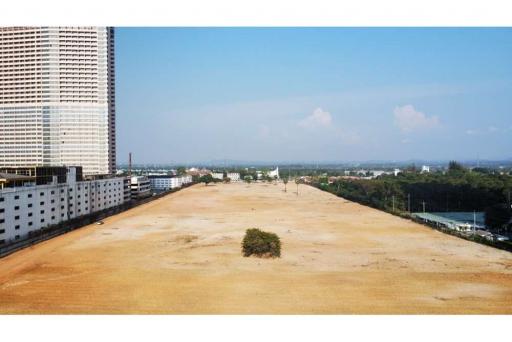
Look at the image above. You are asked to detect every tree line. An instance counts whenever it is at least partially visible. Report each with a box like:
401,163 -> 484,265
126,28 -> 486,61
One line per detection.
313,162 -> 512,231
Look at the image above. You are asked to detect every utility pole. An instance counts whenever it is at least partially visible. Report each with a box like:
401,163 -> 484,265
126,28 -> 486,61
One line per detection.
128,152 -> 132,177
392,195 -> 395,212
408,193 -> 411,213
422,201 -> 426,213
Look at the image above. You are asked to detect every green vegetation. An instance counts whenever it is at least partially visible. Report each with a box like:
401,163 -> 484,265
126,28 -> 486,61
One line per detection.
485,203 -> 512,230
314,162 -> 512,232
282,177 -> 289,192
295,177 -> 302,196
242,228 -> 281,258
199,174 -> 214,186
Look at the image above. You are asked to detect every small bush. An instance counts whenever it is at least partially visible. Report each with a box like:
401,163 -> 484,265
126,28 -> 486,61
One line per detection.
242,228 -> 281,258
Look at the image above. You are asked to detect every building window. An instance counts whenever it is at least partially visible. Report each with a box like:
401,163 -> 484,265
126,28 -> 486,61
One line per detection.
40,210 -> 44,214
14,195 -> 19,200
28,213 -> 33,217
0,208 -> 4,213
0,228 -> 4,233
28,203 -> 32,208
15,215 -> 20,220
40,192 -> 44,196
28,194 -> 32,198
28,222 -> 33,226
14,205 -> 19,210
51,191 -> 55,195
0,198 -> 4,202
40,201 -> 44,205
15,235 -> 20,240
15,225 -> 20,230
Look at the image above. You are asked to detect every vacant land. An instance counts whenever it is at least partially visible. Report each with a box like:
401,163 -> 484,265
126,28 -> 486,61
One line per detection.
1,182 -> 512,314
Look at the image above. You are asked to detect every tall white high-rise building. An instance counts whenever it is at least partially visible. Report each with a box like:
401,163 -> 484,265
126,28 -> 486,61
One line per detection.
0,27 -> 116,175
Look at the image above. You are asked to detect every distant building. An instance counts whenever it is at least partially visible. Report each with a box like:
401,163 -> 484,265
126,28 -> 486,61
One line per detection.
130,176 -> 151,200
227,173 -> 240,182
211,173 -> 224,180
268,167 -> 280,179
148,175 -> 193,191
421,165 -> 430,173
186,168 -> 211,177
394,168 -> 401,176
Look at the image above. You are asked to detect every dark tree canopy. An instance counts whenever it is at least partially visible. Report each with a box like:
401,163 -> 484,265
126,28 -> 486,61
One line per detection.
198,174 -> 214,185
485,203 -> 512,230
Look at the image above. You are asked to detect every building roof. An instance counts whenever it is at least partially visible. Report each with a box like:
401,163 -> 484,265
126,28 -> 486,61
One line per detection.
0,172 -> 34,182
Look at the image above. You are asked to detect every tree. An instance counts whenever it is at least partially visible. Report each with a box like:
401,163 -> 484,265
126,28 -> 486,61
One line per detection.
244,175 -> 252,184
295,178 -> 302,196
176,167 -> 187,176
242,228 -> 281,258
485,203 -> 512,231
223,177 -> 231,183
198,174 -> 214,186
448,161 -> 466,173
283,177 -> 289,192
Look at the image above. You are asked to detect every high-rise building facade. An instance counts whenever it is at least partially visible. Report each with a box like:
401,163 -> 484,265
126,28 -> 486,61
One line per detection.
0,27 -> 116,175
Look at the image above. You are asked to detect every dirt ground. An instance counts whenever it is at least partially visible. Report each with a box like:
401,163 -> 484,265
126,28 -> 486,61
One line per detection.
1,182 -> 512,314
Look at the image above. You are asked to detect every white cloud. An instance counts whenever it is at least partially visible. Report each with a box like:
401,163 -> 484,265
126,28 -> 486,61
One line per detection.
488,126 -> 498,132
298,107 -> 332,128
466,129 -> 477,135
393,105 -> 439,132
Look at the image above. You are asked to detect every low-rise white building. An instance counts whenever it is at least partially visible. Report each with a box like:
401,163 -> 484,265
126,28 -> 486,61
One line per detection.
0,167 -> 125,246
227,173 -> 240,181
211,173 -> 224,180
268,167 -> 279,179
148,175 -> 193,191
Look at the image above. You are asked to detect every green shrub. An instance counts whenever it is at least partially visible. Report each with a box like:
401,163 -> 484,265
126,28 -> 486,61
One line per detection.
242,228 -> 281,258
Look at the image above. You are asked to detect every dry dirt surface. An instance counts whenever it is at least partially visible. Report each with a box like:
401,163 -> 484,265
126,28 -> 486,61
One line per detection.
1,182 -> 512,314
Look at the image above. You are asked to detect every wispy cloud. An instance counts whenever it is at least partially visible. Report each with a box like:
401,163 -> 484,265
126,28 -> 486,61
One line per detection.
393,105 -> 439,132
466,126 -> 502,136
298,107 -> 332,128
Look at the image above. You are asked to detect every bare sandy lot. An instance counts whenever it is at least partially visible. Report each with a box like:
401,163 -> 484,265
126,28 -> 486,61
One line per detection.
1,182 -> 512,314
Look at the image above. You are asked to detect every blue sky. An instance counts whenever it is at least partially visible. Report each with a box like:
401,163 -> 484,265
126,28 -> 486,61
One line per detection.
116,28 -> 512,164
